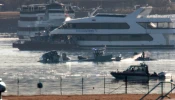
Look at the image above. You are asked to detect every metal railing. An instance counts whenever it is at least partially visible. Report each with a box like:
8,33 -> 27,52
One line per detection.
140,81 -> 175,100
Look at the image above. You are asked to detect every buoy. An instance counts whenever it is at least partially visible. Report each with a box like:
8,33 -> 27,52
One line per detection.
37,81 -> 43,95
0,78 -> 6,92
37,82 -> 43,89
0,78 -> 6,100
0,84 -> 5,93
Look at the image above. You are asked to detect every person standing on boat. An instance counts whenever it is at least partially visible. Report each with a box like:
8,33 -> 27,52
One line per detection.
142,51 -> 145,59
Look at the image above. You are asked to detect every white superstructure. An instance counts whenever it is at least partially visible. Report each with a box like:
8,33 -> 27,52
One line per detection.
50,6 -> 175,49
17,0 -> 74,39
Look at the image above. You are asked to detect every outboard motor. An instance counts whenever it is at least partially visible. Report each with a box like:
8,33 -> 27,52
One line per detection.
78,55 -> 87,60
0,78 -> 6,100
158,72 -> 166,79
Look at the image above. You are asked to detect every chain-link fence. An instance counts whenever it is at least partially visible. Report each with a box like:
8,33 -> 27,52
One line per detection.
2,76 -> 174,96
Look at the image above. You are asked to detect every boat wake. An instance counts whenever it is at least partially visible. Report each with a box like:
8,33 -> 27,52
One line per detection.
120,51 -> 152,61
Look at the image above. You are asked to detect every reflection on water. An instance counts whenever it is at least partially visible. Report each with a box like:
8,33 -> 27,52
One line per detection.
0,38 -> 175,95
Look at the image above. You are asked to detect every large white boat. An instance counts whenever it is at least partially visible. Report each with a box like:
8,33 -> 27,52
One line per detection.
17,0 -> 74,39
50,6 -> 175,49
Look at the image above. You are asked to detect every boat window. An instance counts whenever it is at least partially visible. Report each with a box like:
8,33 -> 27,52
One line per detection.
86,35 -> 98,40
18,27 -> 56,32
137,67 -> 141,71
96,14 -> 126,17
92,23 -> 101,29
138,22 -> 175,29
68,23 -> 73,28
169,22 -> 175,28
137,22 -> 147,28
74,34 -> 153,41
142,67 -> 145,71
133,66 -> 137,71
62,23 -> 130,29
99,23 -> 108,29
48,10 -> 64,13
72,23 -> 76,28
120,23 -> 130,29
109,35 -> 120,41
148,22 -> 157,29
19,17 -> 38,21
97,35 -> 109,41
158,22 -> 169,28
47,4 -> 63,9
60,24 -> 68,29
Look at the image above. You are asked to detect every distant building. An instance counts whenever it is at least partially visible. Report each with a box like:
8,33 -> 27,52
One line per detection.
0,4 -> 4,11
170,0 -> 175,9
169,0 -> 175,10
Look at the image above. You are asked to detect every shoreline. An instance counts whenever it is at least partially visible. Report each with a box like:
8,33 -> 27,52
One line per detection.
0,11 -> 19,19
3,94 -> 175,100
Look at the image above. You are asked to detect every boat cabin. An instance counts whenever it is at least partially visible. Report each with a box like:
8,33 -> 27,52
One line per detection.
92,48 -> 105,58
124,63 -> 149,74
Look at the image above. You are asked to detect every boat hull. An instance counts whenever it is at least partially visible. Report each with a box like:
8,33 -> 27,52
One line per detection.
110,72 -> 167,81
78,55 -> 113,62
13,41 -> 78,51
110,72 -> 149,81
13,42 -> 175,50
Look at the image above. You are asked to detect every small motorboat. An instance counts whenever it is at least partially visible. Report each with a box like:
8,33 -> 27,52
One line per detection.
77,55 -> 88,60
115,54 -> 123,61
110,63 -> 171,81
134,51 -> 155,61
78,48 -> 112,62
39,50 -> 70,63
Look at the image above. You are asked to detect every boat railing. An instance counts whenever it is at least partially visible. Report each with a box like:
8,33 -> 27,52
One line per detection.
140,81 -> 175,100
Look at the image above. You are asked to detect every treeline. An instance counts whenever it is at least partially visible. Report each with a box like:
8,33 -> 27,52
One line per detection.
0,0 -> 171,11
0,0 -> 48,11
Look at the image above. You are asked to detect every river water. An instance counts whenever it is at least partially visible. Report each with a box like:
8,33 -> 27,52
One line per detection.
0,38 -> 175,95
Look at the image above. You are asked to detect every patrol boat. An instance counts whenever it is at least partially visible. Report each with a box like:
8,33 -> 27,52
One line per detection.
110,63 -> 171,81
78,48 -> 112,62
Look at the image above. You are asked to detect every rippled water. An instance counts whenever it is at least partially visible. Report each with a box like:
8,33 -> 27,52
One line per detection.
0,38 -> 175,95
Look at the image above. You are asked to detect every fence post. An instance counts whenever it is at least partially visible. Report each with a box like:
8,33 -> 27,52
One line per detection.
17,78 -> 19,96
37,79 -> 43,95
60,76 -> 62,95
125,76 -> 127,94
171,76 -> 173,93
82,77 -> 83,95
104,76 -> 105,94
148,76 -> 149,93
148,82 -> 149,93
161,82 -> 163,97
0,92 -> 1,100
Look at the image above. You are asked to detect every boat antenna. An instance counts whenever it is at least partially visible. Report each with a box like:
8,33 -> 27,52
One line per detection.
102,45 -> 106,55
89,6 -> 101,17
